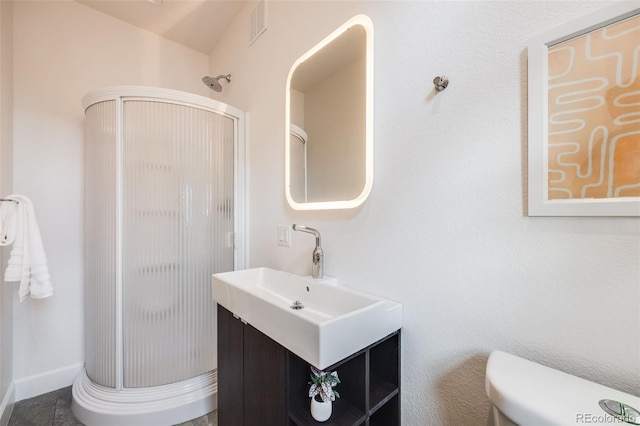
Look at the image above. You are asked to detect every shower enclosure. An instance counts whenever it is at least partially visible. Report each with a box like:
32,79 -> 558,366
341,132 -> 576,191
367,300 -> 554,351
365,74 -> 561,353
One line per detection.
72,86 -> 245,425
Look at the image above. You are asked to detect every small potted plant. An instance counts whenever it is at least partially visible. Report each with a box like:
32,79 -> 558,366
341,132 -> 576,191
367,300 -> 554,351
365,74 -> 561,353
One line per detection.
308,366 -> 340,422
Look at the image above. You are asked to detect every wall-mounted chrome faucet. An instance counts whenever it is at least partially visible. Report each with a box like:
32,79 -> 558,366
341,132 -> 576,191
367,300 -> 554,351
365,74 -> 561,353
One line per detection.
292,224 -> 323,279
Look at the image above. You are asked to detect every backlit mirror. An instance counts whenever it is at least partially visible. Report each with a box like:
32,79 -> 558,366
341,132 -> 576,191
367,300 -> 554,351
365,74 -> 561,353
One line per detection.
285,15 -> 373,210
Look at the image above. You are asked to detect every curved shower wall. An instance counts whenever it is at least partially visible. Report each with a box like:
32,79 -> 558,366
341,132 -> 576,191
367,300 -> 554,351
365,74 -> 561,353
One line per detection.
289,123 -> 308,203
72,86 -> 244,425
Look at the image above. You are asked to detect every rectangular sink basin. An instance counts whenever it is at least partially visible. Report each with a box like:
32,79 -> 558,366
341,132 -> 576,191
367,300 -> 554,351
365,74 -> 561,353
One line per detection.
212,267 -> 402,369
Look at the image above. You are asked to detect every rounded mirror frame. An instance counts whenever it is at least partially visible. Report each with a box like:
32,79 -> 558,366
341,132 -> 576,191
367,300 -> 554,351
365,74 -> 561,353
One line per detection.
285,14 -> 373,210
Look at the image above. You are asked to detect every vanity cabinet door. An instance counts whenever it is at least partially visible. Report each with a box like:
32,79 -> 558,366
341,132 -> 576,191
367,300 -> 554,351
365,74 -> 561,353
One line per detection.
218,306 -> 245,426
244,323 -> 287,425
217,305 -> 287,425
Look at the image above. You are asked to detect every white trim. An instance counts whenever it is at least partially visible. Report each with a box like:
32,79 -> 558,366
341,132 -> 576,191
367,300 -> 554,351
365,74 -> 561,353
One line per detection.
82,86 -> 243,117
115,95 -> 124,392
81,86 -> 244,120
235,112 -> 248,270
527,3 -> 640,216
0,383 -> 14,426
13,363 -> 83,402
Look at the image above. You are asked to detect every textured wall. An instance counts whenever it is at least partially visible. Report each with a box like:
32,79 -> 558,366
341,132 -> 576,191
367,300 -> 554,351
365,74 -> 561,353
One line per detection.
209,1 -> 639,424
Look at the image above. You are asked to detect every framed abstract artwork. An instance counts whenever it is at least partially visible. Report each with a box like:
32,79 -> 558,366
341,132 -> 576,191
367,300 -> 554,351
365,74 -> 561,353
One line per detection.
528,3 -> 640,216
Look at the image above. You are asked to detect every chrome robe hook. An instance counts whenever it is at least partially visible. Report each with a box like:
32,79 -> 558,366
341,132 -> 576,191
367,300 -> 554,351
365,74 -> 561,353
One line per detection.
433,76 -> 449,91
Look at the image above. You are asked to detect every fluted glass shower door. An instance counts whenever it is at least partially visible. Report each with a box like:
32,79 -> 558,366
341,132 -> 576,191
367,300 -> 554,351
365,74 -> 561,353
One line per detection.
121,100 -> 234,387
71,86 -> 245,425
76,87 -> 244,425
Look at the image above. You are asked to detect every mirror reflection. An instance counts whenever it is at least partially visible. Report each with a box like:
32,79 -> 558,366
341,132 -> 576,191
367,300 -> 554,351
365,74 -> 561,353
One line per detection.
286,15 -> 373,210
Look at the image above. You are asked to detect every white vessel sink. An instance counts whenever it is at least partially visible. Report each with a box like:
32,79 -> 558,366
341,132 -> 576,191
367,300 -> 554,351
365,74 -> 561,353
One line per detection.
212,267 -> 402,369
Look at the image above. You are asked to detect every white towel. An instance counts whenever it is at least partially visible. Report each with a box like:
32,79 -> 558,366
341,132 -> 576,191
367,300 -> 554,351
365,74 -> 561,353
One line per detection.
3,194 -> 53,301
3,199 -> 24,280
0,200 -> 17,246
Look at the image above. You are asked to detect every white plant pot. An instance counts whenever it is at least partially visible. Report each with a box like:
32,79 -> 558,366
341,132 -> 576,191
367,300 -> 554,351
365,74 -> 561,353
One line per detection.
310,396 -> 332,422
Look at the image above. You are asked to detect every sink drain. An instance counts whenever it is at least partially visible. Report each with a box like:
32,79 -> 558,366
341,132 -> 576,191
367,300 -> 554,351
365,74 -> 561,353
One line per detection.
290,300 -> 304,310
599,399 -> 640,425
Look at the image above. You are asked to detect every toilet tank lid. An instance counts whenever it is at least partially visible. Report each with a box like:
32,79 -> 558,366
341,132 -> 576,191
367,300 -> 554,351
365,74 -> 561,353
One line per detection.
485,350 -> 640,425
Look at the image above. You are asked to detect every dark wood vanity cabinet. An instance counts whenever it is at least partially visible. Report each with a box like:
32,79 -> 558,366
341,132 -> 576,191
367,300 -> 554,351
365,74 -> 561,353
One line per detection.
217,305 -> 287,425
217,305 -> 400,426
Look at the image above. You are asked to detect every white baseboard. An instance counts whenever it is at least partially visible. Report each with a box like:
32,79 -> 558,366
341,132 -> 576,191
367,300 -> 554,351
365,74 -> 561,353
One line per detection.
0,382 -> 15,426
13,363 -> 84,402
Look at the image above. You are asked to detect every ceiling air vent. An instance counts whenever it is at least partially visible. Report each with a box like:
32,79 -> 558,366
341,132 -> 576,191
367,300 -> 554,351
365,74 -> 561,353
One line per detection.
249,0 -> 267,46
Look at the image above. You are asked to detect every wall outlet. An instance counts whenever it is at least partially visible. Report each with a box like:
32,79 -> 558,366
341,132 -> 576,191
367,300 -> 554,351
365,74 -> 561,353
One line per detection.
277,225 -> 291,247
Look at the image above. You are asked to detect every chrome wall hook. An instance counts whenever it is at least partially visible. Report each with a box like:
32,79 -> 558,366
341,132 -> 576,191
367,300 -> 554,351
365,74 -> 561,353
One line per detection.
433,76 -> 449,91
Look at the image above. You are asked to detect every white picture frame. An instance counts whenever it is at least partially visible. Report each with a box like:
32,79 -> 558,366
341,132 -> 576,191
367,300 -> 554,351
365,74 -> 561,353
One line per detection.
527,2 -> 640,216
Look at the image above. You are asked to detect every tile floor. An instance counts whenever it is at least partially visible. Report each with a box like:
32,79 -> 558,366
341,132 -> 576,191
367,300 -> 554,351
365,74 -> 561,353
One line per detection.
7,386 -> 218,426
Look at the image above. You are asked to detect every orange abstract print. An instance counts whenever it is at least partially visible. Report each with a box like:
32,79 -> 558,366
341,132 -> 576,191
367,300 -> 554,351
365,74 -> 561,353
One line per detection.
547,14 -> 640,200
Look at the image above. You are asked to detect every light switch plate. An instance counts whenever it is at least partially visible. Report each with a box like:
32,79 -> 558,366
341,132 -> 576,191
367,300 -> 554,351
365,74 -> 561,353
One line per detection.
277,225 -> 291,247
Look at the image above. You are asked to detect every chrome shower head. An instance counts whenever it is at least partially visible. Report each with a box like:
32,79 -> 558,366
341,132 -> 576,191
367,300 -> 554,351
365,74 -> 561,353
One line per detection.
202,74 -> 231,92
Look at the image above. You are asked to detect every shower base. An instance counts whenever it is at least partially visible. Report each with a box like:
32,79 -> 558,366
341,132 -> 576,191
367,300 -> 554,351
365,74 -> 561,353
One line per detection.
71,369 -> 217,425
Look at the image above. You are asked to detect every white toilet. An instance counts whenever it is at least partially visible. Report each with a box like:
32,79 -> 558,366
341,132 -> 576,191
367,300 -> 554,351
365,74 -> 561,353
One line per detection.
485,350 -> 640,425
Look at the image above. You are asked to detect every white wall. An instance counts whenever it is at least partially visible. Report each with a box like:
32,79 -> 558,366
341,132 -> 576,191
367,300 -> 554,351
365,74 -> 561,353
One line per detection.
0,1 -> 15,423
11,0 -> 209,399
210,1 -> 640,424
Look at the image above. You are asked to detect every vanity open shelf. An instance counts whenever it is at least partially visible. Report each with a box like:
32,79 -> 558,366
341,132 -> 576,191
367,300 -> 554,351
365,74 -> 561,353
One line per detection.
287,331 -> 400,426
217,305 -> 401,426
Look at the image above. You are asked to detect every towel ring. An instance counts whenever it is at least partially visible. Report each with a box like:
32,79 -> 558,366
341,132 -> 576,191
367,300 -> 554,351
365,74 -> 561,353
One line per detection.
0,198 -> 18,204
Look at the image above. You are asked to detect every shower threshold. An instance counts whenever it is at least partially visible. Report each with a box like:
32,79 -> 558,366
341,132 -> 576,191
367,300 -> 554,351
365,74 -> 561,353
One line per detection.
71,369 -> 217,425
